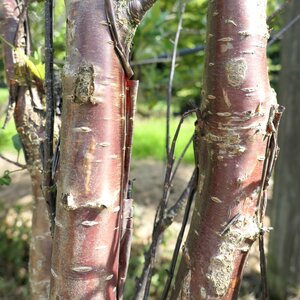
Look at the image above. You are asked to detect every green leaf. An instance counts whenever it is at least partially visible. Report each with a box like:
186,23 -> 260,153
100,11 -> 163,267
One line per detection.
0,170 -> 11,186
16,50 -> 45,80
12,134 -> 22,152
0,35 -> 45,80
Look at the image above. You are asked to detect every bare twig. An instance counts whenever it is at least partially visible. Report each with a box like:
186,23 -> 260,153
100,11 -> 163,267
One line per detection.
170,133 -> 193,184
157,109 -> 198,227
164,169 -> 196,231
257,105 -> 285,222
131,46 -> 205,66
134,108 -> 198,300
161,169 -> 197,300
259,232 -> 269,300
0,154 -> 26,169
44,0 -> 55,232
256,105 -> 285,300
7,168 -> 27,174
268,14 -> 300,46
267,0 -> 293,25
166,0 -> 187,157
51,136 -> 60,180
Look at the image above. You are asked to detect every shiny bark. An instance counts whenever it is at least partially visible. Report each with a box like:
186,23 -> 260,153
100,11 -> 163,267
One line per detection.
49,0 -> 156,299
172,1 -> 274,299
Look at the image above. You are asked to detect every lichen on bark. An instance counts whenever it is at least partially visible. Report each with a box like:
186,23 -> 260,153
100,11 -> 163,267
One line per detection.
225,58 -> 248,88
74,64 -> 95,104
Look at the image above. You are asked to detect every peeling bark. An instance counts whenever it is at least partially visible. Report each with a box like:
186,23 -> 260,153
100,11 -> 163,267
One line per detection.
0,1 -> 51,299
172,1 -> 274,299
50,0 -> 155,298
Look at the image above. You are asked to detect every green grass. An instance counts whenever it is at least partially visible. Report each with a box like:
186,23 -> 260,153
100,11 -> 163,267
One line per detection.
0,122 -> 18,152
132,116 -> 195,164
0,87 -> 8,101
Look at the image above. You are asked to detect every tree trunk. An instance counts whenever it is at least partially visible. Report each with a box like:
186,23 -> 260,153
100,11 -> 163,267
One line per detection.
49,1 -> 155,299
172,1 -> 274,298
268,1 -> 300,299
0,1 -> 52,299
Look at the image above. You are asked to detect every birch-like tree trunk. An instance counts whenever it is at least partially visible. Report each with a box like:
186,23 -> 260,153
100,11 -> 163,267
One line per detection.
268,1 -> 300,298
0,1 -> 52,299
172,1 -> 275,298
49,1 -> 156,299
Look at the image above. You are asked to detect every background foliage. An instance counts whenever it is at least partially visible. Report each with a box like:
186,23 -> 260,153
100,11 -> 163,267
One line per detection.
0,0 -> 284,158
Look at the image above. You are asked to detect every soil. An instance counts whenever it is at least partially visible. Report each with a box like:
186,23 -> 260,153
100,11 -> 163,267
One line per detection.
0,154 -> 264,299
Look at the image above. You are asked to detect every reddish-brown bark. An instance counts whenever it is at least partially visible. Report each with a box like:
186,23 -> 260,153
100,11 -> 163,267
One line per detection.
49,1 -> 155,299
0,1 -> 52,299
49,3 -> 124,298
172,1 -> 275,299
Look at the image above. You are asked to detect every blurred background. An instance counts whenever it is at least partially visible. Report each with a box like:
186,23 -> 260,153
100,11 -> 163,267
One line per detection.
0,0 -> 299,299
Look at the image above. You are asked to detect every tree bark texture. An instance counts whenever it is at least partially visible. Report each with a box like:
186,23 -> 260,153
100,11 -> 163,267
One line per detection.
268,1 -> 300,298
172,1 -> 275,299
50,0 -> 154,299
0,1 -> 52,299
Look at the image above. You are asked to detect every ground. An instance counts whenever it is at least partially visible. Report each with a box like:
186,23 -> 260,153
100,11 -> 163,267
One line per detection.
0,154 -> 265,299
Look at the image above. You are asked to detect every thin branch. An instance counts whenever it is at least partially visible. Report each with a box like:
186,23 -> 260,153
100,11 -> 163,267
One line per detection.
0,154 -> 26,169
159,109 -> 198,226
164,168 -> 197,228
170,133 -> 194,184
8,168 -> 27,174
259,233 -> 269,300
256,105 -> 285,299
166,0 -> 186,157
134,108 -> 198,300
268,14 -> 300,46
131,46 -> 204,66
161,169 -> 197,300
44,0 -> 56,232
267,0 -> 293,25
